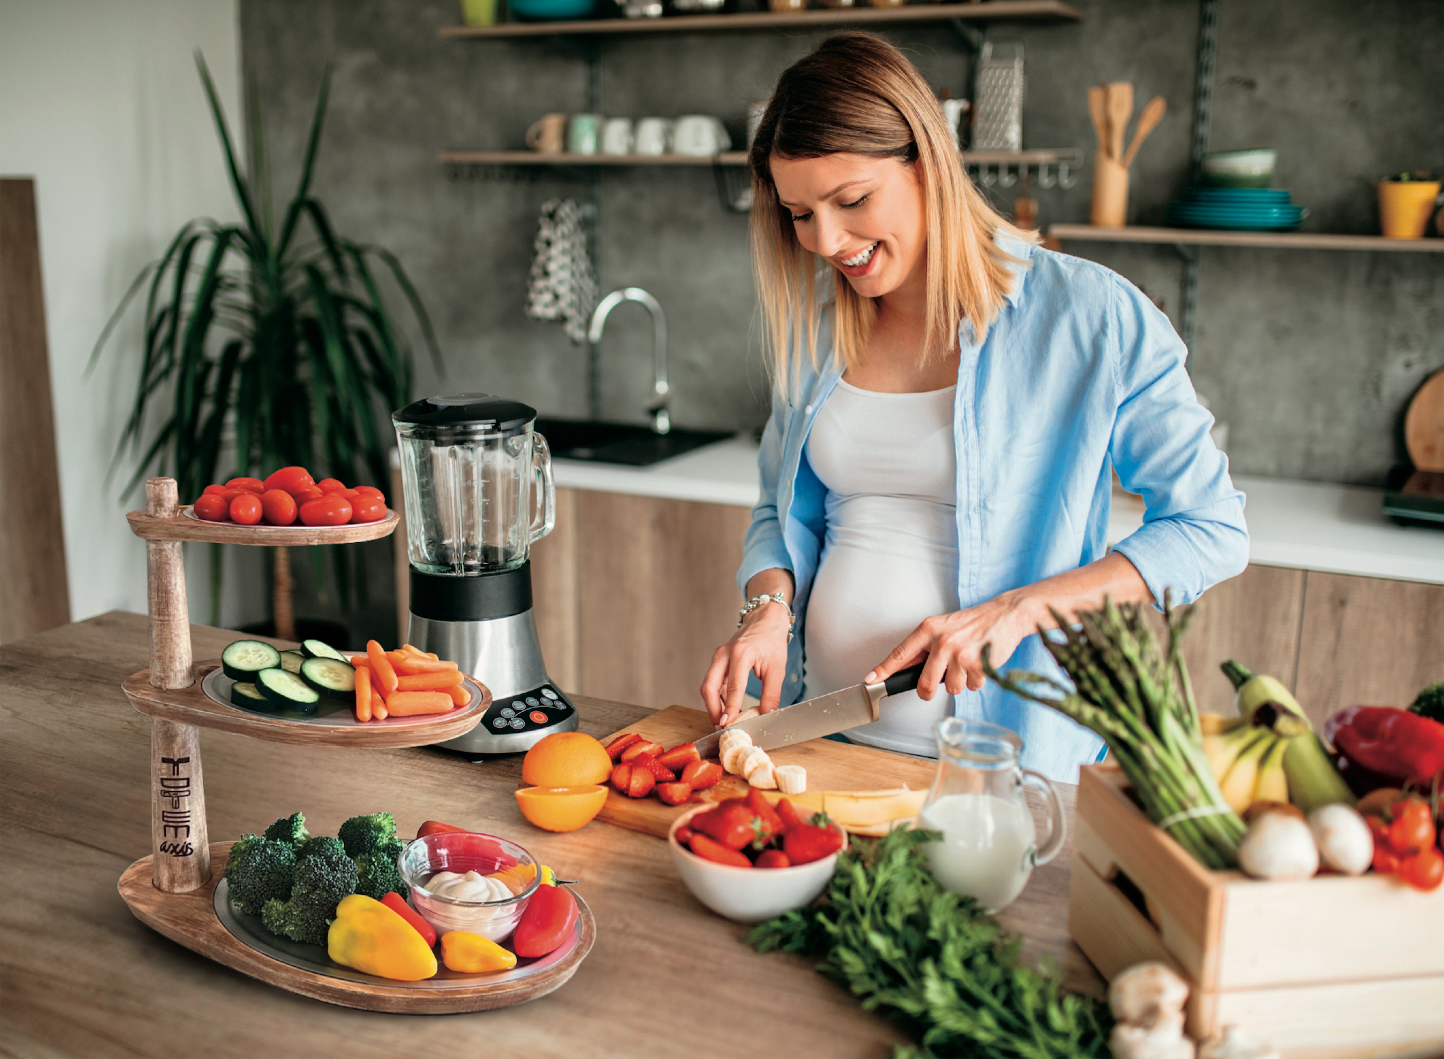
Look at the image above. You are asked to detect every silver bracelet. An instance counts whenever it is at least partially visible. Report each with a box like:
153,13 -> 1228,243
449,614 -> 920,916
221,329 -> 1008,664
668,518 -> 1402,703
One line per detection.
738,592 -> 796,643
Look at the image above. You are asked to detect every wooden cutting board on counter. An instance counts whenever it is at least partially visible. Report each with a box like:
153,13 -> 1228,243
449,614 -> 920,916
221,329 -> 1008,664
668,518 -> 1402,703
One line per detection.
597,705 -> 936,839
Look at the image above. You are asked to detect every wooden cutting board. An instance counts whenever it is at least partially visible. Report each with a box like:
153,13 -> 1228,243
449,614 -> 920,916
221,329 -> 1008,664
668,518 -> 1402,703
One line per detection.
596,705 -> 936,839
1405,368 -> 1444,472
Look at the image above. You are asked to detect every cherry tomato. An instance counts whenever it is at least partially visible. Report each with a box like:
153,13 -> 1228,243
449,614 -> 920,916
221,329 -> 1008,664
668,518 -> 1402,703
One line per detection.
219,487 -> 251,502
229,493 -> 263,525
1398,848 -> 1444,892
341,488 -> 361,501
1388,801 -> 1435,855
316,478 -> 347,495
193,494 -> 230,522
299,495 -> 353,527
225,477 -> 265,493
259,489 -> 298,526
349,494 -> 387,523
263,466 -> 314,494
1372,845 -> 1401,874
201,484 -> 226,498
291,485 -> 324,504
353,486 -> 385,501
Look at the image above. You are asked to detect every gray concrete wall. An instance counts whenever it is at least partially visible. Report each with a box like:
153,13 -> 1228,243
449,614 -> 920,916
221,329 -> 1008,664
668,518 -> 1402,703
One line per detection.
239,0 -> 1443,490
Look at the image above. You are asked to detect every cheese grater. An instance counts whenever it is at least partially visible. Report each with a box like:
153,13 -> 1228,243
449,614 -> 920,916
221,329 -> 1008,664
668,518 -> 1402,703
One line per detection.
973,41 -> 1024,151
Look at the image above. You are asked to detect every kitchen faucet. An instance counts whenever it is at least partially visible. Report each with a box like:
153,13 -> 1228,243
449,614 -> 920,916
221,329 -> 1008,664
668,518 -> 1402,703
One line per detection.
588,287 -> 670,435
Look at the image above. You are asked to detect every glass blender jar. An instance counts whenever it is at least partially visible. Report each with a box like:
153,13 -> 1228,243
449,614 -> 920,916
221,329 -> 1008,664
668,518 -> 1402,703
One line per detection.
393,394 -> 575,754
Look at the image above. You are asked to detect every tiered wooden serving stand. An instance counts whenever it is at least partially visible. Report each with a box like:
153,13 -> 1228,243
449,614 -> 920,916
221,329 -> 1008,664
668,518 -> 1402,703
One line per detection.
116,477 -> 594,1013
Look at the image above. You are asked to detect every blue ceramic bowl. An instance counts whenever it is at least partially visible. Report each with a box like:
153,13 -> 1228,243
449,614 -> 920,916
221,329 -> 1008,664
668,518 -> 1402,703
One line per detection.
508,0 -> 595,19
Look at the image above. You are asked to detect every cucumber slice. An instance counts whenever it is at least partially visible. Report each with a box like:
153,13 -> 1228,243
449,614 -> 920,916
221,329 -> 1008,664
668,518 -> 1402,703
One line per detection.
301,639 -> 348,662
222,639 -> 283,681
300,657 -> 355,702
278,650 -> 305,675
256,668 -> 320,713
230,681 -> 274,710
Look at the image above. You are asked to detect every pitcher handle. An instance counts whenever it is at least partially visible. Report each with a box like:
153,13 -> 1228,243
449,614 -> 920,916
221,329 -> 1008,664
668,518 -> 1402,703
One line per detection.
1021,769 -> 1067,866
528,431 -> 556,543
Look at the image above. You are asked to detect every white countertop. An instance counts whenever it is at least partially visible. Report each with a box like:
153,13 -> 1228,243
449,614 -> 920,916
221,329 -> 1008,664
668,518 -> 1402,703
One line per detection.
553,436 -> 1444,584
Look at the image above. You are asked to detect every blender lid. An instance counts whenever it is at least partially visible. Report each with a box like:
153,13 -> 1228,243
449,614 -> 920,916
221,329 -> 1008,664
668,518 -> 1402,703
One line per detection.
392,393 -> 536,436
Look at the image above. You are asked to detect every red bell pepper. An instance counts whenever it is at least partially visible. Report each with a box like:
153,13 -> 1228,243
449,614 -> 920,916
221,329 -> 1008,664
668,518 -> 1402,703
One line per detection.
1326,706 -> 1444,790
511,883 -> 578,958
381,891 -> 437,948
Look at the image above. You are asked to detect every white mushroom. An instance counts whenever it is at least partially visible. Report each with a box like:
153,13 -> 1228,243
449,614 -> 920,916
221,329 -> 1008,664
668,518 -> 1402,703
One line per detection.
1109,1014 -> 1195,1059
1198,1026 -> 1280,1059
1236,812 -> 1319,881
1109,962 -> 1190,1025
1307,804 -> 1373,876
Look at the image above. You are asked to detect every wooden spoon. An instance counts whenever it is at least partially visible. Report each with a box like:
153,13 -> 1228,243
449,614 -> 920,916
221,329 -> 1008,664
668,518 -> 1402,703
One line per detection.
1121,96 -> 1167,169
1088,85 -> 1110,159
1106,81 -> 1133,165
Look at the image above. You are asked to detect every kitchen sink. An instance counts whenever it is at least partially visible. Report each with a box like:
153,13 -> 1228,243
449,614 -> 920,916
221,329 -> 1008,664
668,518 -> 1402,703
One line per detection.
534,418 -> 733,467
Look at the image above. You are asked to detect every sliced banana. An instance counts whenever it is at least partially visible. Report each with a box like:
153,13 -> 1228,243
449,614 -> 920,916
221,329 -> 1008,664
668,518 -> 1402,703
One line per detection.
737,745 -> 770,777
745,758 -> 778,790
774,764 -> 807,794
721,742 -> 752,775
719,727 -> 752,757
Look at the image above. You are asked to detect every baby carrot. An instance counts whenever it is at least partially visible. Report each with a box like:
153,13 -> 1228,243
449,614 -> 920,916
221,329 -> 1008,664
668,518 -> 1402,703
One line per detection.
349,655 -> 369,668
367,640 -> 398,697
355,667 -> 373,723
396,670 -> 464,691
393,655 -> 460,676
384,691 -> 455,717
445,683 -> 471,707
373,697 -> 388,721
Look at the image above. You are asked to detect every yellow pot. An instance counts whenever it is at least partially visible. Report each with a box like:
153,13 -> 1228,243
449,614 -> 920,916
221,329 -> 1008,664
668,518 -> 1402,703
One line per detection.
1377,180 -> 1440,239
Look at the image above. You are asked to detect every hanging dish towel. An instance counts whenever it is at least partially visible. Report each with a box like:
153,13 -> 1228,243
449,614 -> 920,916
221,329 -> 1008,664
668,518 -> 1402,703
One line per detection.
524,198 -> 597,344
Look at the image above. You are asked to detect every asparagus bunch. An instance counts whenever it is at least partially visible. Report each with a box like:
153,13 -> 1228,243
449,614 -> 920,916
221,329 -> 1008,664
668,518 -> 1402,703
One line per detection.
982,594 -> 1245,870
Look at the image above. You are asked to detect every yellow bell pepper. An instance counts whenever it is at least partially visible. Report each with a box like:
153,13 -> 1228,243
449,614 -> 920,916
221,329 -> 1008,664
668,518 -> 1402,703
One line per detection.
327,894 -> 438,981
440,930 -> 518,973
539,864 -> 557,886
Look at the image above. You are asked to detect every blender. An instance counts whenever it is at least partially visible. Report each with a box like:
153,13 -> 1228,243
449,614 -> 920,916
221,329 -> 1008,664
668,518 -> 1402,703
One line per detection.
393,394 -> 578,754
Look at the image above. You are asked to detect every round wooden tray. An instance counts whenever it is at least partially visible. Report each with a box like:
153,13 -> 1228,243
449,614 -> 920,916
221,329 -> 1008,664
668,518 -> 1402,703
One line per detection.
124,663 -> 489,748
127,506 -> 400,546
119,843 -> 596,1013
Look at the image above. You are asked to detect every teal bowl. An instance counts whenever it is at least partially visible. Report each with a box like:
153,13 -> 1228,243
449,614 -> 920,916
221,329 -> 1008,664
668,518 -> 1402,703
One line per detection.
508,0 -> 595,19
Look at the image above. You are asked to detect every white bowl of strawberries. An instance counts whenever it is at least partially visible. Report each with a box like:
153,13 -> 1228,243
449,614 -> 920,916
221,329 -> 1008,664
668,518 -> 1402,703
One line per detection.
666,794 -> 847,924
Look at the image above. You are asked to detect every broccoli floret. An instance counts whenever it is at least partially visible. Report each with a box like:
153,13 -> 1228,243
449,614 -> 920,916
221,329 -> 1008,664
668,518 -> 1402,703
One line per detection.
259,841 -> 358,945
224,835 -> 297,916
263,812 -> 310,850
297,835 -> 346,861
337,813 -> 399,858
353,838 -> 408,900
1411,683 -> 1444,724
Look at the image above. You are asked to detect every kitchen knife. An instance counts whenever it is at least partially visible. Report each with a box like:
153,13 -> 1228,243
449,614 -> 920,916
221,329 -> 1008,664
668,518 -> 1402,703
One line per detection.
693,662 -> 926,759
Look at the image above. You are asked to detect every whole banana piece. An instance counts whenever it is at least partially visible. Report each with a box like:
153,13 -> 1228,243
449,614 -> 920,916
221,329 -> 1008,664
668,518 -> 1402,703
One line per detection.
1253,736 -> 1290,806
1219,730 -> 1275,814
1221,661 -> 1309,725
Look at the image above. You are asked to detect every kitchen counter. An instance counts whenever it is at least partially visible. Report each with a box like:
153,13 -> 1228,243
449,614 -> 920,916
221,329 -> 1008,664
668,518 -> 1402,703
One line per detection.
553,437 -> 1444,584
0,612 -> 1091,1058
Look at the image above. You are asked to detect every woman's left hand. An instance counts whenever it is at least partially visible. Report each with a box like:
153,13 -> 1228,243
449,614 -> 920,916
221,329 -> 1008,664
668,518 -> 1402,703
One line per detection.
864,592 -> 1033,699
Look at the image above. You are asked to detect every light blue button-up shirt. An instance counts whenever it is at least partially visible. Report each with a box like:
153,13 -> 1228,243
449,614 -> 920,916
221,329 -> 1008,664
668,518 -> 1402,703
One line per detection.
738,236 -> 1249,781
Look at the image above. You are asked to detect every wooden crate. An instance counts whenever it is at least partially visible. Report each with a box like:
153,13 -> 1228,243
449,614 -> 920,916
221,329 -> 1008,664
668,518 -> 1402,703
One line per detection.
1069,764 -> 1444,1055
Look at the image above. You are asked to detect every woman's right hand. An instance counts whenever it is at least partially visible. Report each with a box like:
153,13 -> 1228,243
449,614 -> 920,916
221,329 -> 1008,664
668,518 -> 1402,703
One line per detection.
700,603 -> 792,727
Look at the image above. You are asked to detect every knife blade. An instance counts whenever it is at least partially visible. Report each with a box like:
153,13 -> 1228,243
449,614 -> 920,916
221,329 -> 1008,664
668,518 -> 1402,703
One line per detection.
693,662 -> 926,759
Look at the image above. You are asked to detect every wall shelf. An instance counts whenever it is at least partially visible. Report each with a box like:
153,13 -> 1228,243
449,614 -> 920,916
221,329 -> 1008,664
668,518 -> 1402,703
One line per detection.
1049,224 -> 1444,253
440,148 -> 1080,167
438,1 -> 1082,39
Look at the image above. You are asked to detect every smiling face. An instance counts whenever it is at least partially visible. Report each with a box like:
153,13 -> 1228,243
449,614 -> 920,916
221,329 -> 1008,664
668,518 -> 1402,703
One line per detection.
769,152 -> 928,303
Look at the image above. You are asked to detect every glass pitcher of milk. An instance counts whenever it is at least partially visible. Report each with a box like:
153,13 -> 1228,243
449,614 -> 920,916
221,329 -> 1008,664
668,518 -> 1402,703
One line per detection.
918,718 -> 1066,912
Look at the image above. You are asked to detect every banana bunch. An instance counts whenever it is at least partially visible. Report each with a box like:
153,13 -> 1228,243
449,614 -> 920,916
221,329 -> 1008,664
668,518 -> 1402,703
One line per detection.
1203,663 -> 1355,815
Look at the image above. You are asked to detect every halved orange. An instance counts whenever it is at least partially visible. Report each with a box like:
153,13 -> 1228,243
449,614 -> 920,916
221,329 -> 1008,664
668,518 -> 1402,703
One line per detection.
515,784 -> 609,833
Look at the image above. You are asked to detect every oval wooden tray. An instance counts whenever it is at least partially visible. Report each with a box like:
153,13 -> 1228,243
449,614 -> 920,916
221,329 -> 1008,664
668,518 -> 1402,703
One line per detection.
119,844 -> 595,1013
127,506 -> 399,546
124,663 -> 489,748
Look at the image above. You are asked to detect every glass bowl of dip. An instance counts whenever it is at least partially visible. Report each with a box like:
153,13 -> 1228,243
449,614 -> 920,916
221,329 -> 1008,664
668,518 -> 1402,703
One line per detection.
399,831 -> 540,941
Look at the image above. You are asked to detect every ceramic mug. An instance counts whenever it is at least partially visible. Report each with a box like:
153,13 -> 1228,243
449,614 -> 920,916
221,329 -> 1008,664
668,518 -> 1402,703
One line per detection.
526,113 -> 567,154
567,113 -> 602,156
635,117 -> 673,156
601,117 -> 635,156
673,114 -> 731,157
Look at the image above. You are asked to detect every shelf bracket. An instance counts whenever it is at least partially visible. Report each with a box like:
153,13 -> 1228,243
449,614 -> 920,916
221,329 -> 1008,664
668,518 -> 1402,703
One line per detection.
1174,243 -> 1201,356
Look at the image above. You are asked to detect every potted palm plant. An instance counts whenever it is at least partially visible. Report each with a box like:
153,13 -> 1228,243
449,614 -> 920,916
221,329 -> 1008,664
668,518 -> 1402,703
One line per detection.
93,56 -> 440,639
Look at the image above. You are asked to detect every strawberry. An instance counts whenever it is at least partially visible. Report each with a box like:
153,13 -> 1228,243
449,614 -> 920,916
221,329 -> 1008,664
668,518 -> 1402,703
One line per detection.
657,781 -> 693,806
754,849 -> 792,869
680,759 -> 723,790
774,797 -> 807,832
675,825 -> 695,846
656,742 -> 702,770
689,832 -> 751,867
605,733 -> 643,761
620,739 -> 666,763
783,821 -> 844,865
626,765 -> 656,799
610,762 -> 633,791
747,789 -> 783,839
692,801 -> 758,849
631,754 -> 677,782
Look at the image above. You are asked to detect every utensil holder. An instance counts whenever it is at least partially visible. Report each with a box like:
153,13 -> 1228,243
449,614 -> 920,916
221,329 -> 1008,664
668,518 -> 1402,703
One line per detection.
1089,149 -> 1128,227
1377,180 -> 1441,239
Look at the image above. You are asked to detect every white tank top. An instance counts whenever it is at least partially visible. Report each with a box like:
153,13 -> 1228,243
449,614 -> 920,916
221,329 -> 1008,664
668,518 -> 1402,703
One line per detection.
802,378 -> 960,757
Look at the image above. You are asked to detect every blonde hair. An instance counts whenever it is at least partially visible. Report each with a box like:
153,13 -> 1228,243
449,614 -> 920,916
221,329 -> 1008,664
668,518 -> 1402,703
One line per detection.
749,32 -> 1036,389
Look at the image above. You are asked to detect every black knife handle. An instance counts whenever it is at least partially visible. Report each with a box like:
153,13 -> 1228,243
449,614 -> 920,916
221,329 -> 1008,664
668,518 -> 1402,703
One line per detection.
882,662 -> 927,697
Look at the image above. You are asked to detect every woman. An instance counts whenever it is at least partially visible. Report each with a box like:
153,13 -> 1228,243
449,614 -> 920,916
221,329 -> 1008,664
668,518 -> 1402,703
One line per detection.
699,33 -> 1248,780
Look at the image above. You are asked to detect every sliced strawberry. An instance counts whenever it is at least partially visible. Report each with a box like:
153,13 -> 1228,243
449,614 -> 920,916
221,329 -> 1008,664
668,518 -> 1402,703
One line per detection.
656,782 -> 693,806
631,754 -> 677,782
620,739 -> 666,763
605,733 -> 643,761
747,789 -> 783,839
689,832 -> 751,867
610,762 -> 633,791
783,822 -> 844,865
656,742 -> 702,770
754,849 -> 792,869
626,766 -> 656,799
675,825 -> 695,846
680,759 -> 723,790
774,797 -> 807,832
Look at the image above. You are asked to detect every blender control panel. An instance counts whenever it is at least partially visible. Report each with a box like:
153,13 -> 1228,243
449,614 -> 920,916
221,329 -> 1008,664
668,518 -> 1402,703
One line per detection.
482,685 -> 575,733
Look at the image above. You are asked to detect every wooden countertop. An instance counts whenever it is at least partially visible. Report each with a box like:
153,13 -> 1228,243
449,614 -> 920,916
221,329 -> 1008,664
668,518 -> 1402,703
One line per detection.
0,611 -> 1096,1057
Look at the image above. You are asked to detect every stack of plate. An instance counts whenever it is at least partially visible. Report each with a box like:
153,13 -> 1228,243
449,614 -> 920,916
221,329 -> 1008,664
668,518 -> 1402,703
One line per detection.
1165,187 -> 1307,231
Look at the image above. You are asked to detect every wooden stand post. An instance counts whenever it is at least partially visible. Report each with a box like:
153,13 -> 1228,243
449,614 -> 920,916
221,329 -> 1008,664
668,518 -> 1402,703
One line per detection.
144,478 -> 210,892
